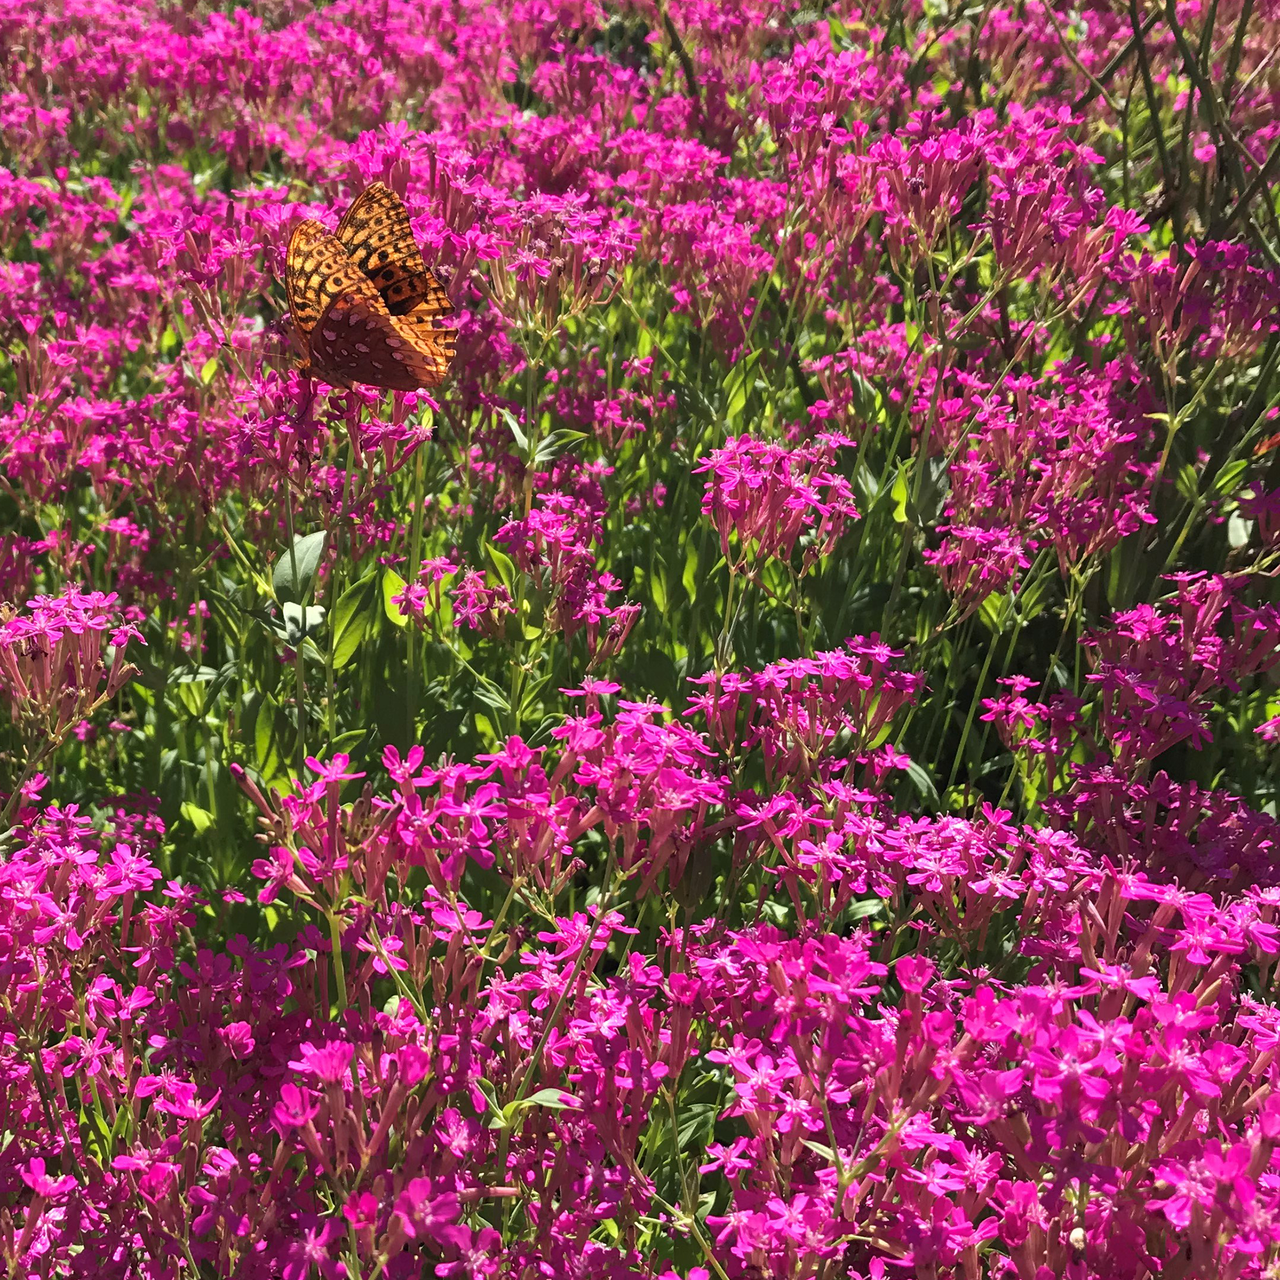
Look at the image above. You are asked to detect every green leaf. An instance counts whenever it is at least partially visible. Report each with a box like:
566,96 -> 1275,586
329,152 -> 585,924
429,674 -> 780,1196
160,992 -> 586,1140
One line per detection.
382,569 -> 409,627
977,591 -> 1010,632
273,531 -> 328,604
1212,459 -> 1249,497
1016,574 -> 1052,624
486,541 -> 516,591
180,801 -> 214,833
682,541 -> 699,601
279,602 -> 325,645
199,357 -> 218,384
915,455 -> 950,524
801,1138 -> 837,1162
848,370 -> 879,421
723,349 -> 762,424
204,588 -> 244,647
522,1088 -> 581,1111
473,682 -> 512,717
1174,462 -> 1199,503
534,429 -> 590,465
195,660 -> 238,718
331,572 -> 379,669
905,760 -> 940,808
500,406 -> 529,452
330,728 -> 367,756
675,1099 -> 718,1149
174,665 -> 221,684
650,558 -> 668,616
108,1096 -> 134,1152
890,467 -> 910,523
175,678 -> 209,718
255,698 -> 282,779
78,1103 -> 114,1164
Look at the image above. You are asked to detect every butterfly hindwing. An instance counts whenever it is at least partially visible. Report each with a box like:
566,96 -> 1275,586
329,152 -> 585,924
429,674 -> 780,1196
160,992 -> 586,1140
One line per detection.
308,292 -> 452,392
336,182 -> 454,319
391,309 -> 456,388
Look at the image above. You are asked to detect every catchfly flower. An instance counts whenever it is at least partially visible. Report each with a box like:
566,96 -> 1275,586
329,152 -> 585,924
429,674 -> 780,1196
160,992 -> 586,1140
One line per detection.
5,1 -> 1280,1278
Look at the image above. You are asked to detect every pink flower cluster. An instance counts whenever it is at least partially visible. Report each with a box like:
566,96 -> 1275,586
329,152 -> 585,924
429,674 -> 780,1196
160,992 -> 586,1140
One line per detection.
697,434 -> 859,575
9,663 -> 1280,1277
4,0 -> 1280,1276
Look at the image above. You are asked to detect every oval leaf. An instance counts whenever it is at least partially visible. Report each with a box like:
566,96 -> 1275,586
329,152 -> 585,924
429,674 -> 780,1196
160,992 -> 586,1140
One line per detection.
332,572 -> 379,669
273,531 -> 328,604
382,569 -> 409,627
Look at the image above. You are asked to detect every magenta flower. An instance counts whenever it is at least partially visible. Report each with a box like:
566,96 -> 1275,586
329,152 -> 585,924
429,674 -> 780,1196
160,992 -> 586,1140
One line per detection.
695,432 -> 858,573
21,1157 -> 76,1200
289,1040 -> 354,1086
272,1082 -> 320,1131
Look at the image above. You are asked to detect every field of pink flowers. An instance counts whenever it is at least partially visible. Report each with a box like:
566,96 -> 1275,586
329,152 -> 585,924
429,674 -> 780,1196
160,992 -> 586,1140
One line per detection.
4,0 -> 1280,1276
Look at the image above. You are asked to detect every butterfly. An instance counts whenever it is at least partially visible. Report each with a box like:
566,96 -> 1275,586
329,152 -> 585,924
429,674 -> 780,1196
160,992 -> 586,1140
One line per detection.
285,183 -> 456,392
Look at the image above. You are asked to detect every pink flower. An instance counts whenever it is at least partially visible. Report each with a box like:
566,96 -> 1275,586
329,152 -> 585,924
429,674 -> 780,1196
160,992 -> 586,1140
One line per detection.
272,1082 -> 320,1131
21,1157 -> 76,1199
289,1040 -> 353,1086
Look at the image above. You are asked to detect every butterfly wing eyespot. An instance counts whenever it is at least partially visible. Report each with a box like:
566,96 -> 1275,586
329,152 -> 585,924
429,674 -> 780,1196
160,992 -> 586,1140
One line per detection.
336,182 -> 455,320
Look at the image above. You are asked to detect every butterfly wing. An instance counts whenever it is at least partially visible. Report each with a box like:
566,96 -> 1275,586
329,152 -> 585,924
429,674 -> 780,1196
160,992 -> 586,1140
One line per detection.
336,182 -> 455,319
285,220 -> 330,339
309,291 -> 455,392
286,220 -> 380,338
392,308 -> 457,389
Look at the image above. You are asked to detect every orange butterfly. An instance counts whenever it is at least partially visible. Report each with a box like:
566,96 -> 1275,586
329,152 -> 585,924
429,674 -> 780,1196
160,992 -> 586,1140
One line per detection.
285,183 -> 456,392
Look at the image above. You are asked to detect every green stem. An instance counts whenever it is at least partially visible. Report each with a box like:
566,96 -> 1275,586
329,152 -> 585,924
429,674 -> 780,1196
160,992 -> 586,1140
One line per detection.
283,496 -> 306,776
327,436 -> 358,749
406,444 -> 427,737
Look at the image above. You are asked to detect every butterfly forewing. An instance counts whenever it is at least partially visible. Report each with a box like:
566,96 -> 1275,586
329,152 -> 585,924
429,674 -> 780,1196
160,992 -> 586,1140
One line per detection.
336,182 -> 455,319
287,222 -> 383,336
285,221 -> 332,338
